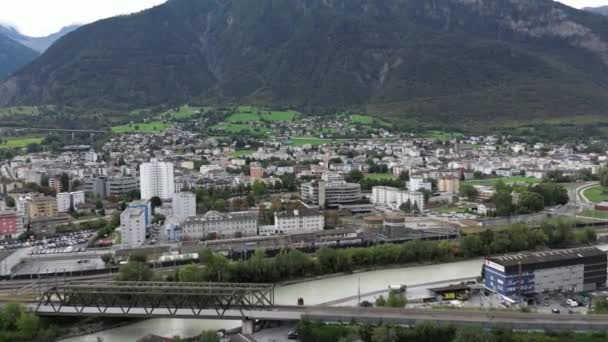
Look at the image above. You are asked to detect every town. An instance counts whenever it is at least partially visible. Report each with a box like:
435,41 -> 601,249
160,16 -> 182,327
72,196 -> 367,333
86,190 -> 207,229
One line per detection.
1,108 -> 608,340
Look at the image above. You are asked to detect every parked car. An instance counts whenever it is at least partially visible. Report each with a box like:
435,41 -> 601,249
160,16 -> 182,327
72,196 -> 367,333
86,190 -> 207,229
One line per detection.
287,330 -> 299,339
552,308 -> 560,314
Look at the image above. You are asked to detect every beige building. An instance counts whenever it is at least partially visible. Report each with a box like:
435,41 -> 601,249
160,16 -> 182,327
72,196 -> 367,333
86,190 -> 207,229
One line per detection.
28,196 -> 58,219
438,176 -> 460,194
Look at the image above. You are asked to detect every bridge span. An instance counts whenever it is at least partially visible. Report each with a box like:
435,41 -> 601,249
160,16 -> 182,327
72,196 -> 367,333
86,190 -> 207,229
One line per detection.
31,281 -> 608,334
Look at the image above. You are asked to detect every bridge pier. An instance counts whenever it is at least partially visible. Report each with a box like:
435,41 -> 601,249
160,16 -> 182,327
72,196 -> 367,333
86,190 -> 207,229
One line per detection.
242,319 -> 255,335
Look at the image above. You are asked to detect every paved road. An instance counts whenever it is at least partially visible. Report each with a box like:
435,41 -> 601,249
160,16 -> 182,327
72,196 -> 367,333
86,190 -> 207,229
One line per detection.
33,305 -> 608,332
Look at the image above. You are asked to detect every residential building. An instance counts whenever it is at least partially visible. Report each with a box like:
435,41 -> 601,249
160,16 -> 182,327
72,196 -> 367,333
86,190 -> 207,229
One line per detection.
0,210 -> 23,239
371,186 -> 425,212
301,181 -> 361,208
28,196 -> 58,219
56,191 -> 85,213
140,159 -> 175,200
272,209 -> 324,234
483,247 -> 607,297
477,203 -> 496,216
407,176 -> 432,192
128,200 -> 152,226
120,207 -> 147,247
438,176 -> 460,194
172,192 -> 196,222
181,211 -> 258,240
250,166 -> 265,179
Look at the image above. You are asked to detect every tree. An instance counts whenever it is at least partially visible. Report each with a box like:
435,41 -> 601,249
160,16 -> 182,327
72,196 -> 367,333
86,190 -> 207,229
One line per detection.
346,170 -> 364,183
459,184 -> 478,201
518,191 -> 544,213
473,171 -> 483,179
15,313 -> 40,338
199,330 -> 220,342
60,172 -> 70,191
116,260 -> 154,281
453,327 -> 494,342
178,264 -> 205,282
493,191 -> 513,216
150,196 -> 162,208
386,292 -> 407,308
371,326 -> 396,342
375,295 -> 387,307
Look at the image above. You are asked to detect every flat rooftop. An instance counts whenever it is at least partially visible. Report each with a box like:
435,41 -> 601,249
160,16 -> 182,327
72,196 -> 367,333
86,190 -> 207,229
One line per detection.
486,247 -> 606,267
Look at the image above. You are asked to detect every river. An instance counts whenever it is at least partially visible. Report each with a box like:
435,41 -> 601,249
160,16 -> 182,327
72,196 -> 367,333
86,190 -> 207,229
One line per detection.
60,258 -> 484,341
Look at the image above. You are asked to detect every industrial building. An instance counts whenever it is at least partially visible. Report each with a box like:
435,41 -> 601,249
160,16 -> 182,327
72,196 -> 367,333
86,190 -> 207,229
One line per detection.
483,247 -> 607,298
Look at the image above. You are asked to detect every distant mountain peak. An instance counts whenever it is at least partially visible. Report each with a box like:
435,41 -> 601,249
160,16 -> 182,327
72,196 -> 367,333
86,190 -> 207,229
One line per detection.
584,6 -> 608,16
0,24 -> 80,52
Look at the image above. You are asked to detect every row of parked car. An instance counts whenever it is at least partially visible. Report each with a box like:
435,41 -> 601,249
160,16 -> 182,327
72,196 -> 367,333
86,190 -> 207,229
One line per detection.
0,230 -> 95,252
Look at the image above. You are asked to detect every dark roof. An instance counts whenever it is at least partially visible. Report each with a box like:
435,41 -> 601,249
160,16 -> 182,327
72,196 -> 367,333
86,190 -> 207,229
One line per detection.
487,247 -> 606,267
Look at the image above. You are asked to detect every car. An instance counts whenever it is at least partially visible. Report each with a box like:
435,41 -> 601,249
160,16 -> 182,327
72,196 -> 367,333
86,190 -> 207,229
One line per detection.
552,308 -> 560,314
287,330 -> 299,339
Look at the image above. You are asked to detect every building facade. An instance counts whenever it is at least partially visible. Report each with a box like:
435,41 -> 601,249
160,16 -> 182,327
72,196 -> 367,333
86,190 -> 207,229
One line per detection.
85,176 -> 140,199
0,210 -> 22,239
273,209 -> 324,234
28,196 -> 58,219
181,211 -> 258,240
172,192 -> 196,222
438,176 -> 460,194
56,191 -> 85,213
301,181 -> 361,208
120,207 -> 147,247
128,200 -> 152,227
371,186 -> 425,212
140,160 -> 175,200
407,176 -> 432,192
483,247 -> 607,298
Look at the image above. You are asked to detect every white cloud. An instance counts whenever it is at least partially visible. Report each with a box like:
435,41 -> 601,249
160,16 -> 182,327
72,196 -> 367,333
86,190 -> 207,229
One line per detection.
0,0 -> 167,37
557,0 -> 608,8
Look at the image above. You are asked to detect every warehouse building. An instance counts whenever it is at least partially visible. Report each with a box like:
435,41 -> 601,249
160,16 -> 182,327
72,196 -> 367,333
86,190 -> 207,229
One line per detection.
483,247 -> 607,298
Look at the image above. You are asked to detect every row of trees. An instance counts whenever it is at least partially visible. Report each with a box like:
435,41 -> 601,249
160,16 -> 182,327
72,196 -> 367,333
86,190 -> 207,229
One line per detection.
297,321 -> 608,342
112,220 -> 592,285
0,303 -> 58,341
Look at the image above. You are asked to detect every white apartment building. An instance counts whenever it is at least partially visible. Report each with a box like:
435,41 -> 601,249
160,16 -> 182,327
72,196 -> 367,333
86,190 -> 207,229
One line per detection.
371,186 -> 425,212
56,191 -> 85,213
407,176 -> 432,192
301,181 -> 361,208
181,211 -> 258,240
140,159 -> 175,200
272,209 -> 324,234
120,207 -> 146,247
172,192 -> 196,222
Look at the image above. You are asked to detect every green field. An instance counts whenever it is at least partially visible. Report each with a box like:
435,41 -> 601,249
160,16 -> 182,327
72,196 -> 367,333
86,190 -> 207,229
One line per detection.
288,137 -> 334,146
162,105 -> 205,119
232,149 -> 256,158
578,210 -> 608,220
465,176 -> 539,186
350,115 -> 392,128
582,186 -> 608,203
226,106 -> 299,123
364,173 -> 397,180
0,106 -> 41,117
111,121 -> 169,133
423,130 -> 464,141
211,123 -> 268,136
0,137 -> 44,149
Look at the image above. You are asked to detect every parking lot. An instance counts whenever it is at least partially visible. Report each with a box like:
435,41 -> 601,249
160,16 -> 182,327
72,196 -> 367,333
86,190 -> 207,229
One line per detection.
0,230 -> 95,253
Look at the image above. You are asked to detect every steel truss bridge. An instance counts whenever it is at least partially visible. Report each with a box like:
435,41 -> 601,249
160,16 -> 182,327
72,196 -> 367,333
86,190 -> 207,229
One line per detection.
30,281 -> 608,333
35,281 -> 274,318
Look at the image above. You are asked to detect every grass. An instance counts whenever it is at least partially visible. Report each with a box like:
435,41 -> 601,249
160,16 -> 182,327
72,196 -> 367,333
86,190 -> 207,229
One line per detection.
423,130 -> 464,141
162,105 -> 205,119
288,137 -> 334,146
465,176 -> 540,186
111,121 -> 169,133
582,186 -> 608,203
226,106 -> 299,123
0,106 -> 42,117
0,137 -> 44,149
364,173 -> 397,180
578,210 -> 608,220
232,149 -> 256,158
350,115 -> 392,128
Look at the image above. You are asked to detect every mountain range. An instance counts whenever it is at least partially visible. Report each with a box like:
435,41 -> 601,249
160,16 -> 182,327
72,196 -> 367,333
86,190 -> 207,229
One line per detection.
0,24 -> 79,80
585,6 -> 608,16
0,25 -> 80,53
3,0 -> 608,126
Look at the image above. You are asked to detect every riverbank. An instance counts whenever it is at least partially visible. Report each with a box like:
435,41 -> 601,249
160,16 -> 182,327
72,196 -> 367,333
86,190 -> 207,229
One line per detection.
55,318 -> 143,341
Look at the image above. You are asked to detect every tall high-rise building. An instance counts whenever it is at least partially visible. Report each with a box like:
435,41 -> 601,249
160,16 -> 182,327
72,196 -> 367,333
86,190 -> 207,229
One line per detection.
172,192 -> 196,222
140,159 -> 175,200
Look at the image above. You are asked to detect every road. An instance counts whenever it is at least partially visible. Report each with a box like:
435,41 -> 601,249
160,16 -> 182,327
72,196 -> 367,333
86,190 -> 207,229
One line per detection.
34,305 -> 608,332
551,182 -> 597,217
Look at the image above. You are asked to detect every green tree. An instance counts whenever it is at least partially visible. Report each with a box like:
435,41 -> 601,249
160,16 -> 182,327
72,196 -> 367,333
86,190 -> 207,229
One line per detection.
178,264 -> 205,282
16,313 -> 40,339
60,172 -> 70,191
150,196 -> 162,208
518,191 -> 544,213
453,327 -> 494,342
199,330 -> 220,342
493,190 -> 513,216
347,170 -> 365,183
372,326 -> 396,342
459,184 -> 478,201
117,260 -> 153,281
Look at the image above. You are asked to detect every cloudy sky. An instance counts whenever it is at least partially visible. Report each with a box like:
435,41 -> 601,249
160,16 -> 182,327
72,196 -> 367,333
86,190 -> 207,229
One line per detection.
0,0 -> 607,37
